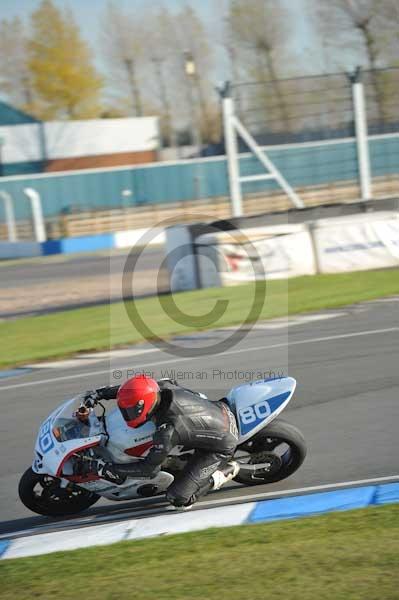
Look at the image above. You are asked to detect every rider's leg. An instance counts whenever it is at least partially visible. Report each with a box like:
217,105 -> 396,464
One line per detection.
166,450 -> 239,508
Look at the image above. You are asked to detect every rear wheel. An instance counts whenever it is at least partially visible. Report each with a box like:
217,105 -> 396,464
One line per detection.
18,468 -> 100,517
234,419 -> 307,485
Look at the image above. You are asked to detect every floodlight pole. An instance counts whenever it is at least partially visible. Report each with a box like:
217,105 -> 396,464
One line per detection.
184,51 -> 202,156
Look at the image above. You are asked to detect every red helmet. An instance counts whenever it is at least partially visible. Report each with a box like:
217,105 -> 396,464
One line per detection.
117,375 -> 160,428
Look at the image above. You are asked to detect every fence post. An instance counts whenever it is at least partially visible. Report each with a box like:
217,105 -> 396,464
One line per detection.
350,67 -> 372,201
24,187 -> 47,242
0,190 -> 17,241
221,82 -> 243,217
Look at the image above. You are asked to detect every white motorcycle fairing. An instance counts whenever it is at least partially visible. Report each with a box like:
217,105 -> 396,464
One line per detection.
227,376 -> 297,443
32,398 -> 104,478
32,396 -> 174,501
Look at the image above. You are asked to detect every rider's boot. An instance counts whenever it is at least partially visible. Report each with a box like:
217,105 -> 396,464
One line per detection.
211,461 -> 240,491
167,503 -> 193,512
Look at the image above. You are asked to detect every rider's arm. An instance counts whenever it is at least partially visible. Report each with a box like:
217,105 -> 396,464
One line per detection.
89,385 -> 121,401
158,379 -> 208,400
112,423 -> 180,479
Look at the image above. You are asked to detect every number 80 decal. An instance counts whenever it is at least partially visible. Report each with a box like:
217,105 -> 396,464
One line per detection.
38,419 -> 54,454
238,400 -> 271,425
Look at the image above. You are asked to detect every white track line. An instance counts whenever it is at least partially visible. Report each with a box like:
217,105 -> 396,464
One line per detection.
25,358 -> 101,370
251,313 -> 343,330
80,349 -> 156,360
25,348 -> 158,370
0,326 -> 397,392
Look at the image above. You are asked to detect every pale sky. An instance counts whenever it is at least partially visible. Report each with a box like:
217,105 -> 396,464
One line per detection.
0,0 -> 320,80
0,1 -> 212,50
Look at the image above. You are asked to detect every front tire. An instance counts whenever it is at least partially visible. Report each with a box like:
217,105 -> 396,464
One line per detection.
19,468 -> 100,517
234,418 -> 307,486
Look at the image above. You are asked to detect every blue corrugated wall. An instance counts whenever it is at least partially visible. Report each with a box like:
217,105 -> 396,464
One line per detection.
0,136 -> 397,221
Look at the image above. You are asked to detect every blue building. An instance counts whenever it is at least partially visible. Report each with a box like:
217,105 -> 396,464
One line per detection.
0,101 -> 45,176
0,101 -> 39,126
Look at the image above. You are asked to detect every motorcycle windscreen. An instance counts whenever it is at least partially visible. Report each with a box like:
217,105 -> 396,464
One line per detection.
51,397 -> 105,442
34,397 -> 105,477
52,418 -> 93,442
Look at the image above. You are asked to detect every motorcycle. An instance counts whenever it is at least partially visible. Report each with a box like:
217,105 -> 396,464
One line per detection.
19,376 -> 307,517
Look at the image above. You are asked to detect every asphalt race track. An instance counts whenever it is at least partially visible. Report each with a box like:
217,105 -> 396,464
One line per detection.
0,246 -> 167,319
0,247 -> 163,289
0,298 -> 398,536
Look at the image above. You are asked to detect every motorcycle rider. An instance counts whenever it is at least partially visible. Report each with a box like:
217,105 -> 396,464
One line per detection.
84,374 -> 240,509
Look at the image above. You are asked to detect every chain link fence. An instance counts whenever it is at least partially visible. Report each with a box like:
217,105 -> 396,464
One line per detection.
229,67 -> 399,211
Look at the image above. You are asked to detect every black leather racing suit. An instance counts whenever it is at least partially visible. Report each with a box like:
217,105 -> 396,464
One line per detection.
96,380 -> 239,507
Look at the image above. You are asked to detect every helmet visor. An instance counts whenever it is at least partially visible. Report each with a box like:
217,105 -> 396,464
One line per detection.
120,400 -> 145,423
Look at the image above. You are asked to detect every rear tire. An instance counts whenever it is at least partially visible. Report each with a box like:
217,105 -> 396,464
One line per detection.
19,468 -> 100,517
234,418 -> 307,486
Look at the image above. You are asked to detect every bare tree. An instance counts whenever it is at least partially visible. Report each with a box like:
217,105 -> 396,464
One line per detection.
141,6 -> 177,146
100,2 -> 218,146
100,1 -> 144,117
173,5 -> 218,145
313,0 -> 399,120
0,17 -> 34,111
227,0 -> 292,130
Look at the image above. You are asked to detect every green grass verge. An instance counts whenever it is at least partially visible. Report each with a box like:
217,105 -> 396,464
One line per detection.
1,504 -> 398,600
1,268 -> 399,368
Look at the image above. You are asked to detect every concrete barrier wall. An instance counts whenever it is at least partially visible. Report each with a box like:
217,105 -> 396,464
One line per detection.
196,224 -> 317,287
0,228 -> 165,259
166,210 -> 399,290
0,241 -> 42,259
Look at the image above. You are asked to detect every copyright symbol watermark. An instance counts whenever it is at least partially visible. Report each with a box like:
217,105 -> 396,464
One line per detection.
121,215 -> 267,358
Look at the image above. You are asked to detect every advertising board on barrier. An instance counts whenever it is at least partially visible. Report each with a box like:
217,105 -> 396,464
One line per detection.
166,224 -> 198,291
313,211 -> 399,273
195,224 -> 316,287
189,211 -> 399,289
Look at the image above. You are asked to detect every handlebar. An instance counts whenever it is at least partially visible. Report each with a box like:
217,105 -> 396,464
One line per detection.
80,391 -> 101,410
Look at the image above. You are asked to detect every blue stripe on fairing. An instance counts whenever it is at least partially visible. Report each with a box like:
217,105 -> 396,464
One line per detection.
0,541 -> 10,558
239,391 -> 291,436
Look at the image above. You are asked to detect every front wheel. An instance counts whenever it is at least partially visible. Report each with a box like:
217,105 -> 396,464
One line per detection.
234,418 -> 307,486
18,468 -> 100,517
